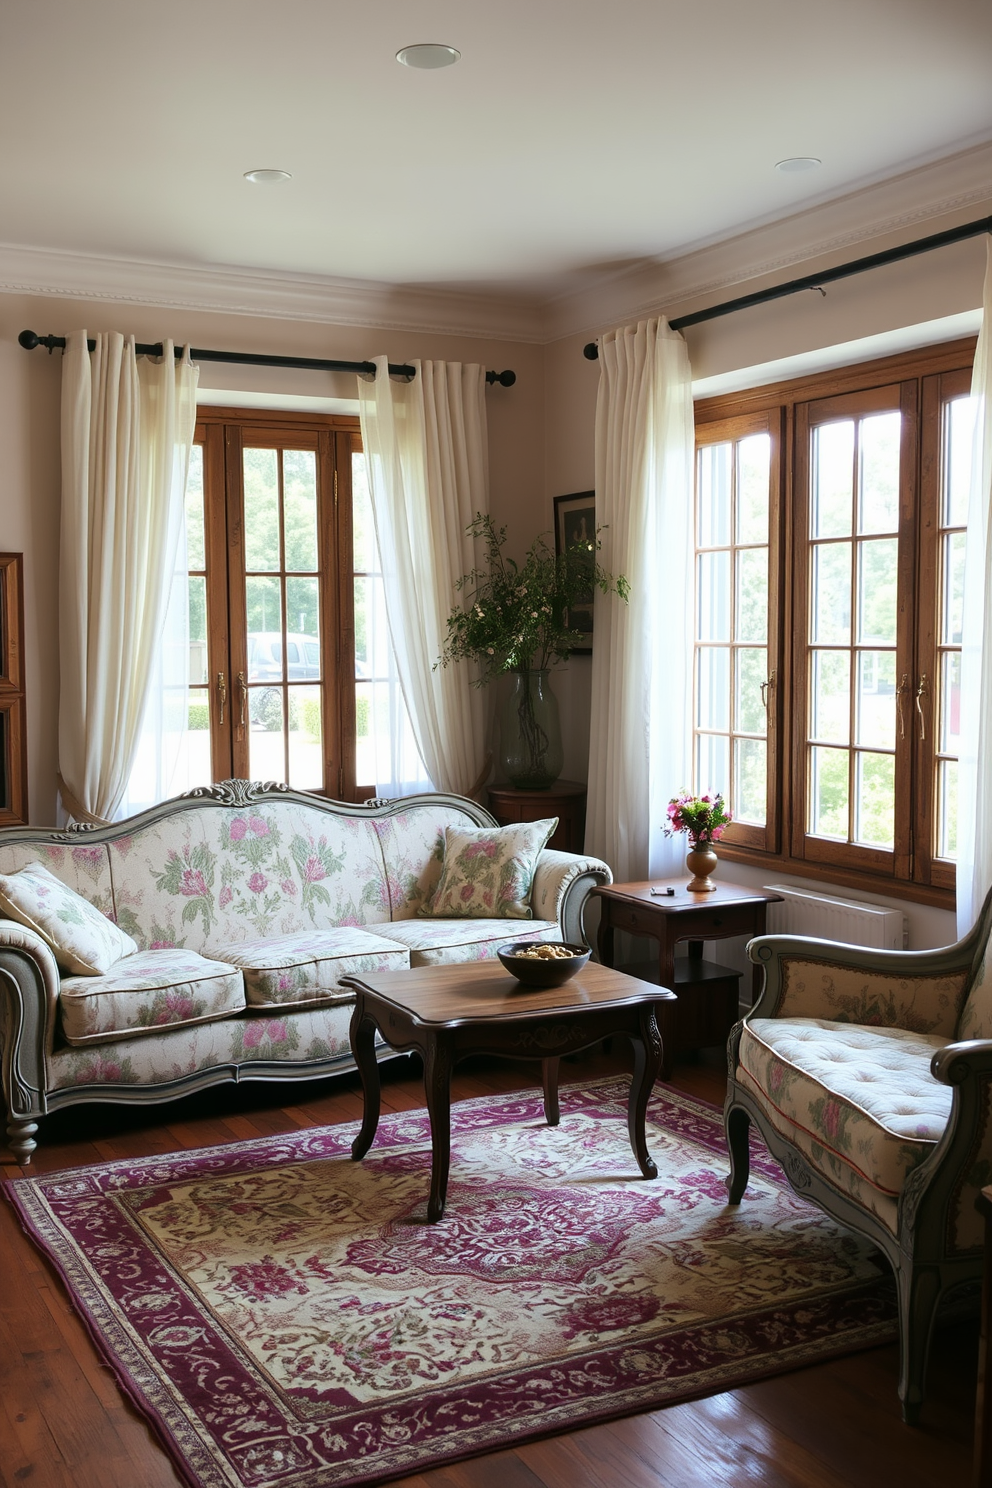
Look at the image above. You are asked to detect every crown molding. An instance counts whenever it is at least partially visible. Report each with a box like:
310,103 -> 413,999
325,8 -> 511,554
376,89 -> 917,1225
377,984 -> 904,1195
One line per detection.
1,140 -> 989,349
545,139 -> 992,343
0,243 -> 545,345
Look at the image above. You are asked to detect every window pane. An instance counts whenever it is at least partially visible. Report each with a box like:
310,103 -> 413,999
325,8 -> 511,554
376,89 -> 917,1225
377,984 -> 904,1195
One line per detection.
243,448 -> 280,571
249,690 -> 286,783
812,421 -> 853,538
938,759 -> 958,860
736,547 -> 768,643
283,449 -> 318,572
735,647 -> 766,735
940,650 -> 961,755
811,543 -> 851,644
696,647 -> 729,731
696,732 -> 729,798
810,746 -> 849,839
354,574 -> 392,679
352,452 -> 375,574
697,551 -> 731,641
184,687 -> 212,787
946,396 -> 980,528
734,737 -> 766,826
811,650 -> 850,744
736,434 -> 770,544
857,538 -> 897,645
855,650 -> 896,749
246,577 -> 283,676
858,411 -> 900,535
697,444 -> 731,547
186,445 -> 206,571
189,575 -> 207,686
355,680 -> 374,786
942,531 -> 966,646
288,684 -> 322,790
285,576 -> 320,662
855,752 -> 894,849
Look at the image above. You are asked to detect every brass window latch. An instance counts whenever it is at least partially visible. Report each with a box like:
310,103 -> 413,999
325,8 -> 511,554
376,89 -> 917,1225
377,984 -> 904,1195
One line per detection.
217,671 -> 227,725
915,673 -> 930,741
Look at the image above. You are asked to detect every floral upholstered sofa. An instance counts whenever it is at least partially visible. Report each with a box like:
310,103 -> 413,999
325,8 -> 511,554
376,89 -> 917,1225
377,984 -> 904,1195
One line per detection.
0,781 -> 611,1162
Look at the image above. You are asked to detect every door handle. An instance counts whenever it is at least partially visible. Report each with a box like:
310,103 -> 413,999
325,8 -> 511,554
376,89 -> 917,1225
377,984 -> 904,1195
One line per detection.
217,672 -> 227,725
237,671 -> 248,729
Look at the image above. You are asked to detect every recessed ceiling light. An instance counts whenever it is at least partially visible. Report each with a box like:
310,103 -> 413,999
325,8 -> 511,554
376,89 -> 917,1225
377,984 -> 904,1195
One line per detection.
243,168 -> 292,185
396,43 -> 460,69
775,157 -> 822,174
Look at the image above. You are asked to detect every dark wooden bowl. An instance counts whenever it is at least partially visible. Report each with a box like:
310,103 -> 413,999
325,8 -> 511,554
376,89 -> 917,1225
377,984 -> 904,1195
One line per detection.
496,941 -> 591,988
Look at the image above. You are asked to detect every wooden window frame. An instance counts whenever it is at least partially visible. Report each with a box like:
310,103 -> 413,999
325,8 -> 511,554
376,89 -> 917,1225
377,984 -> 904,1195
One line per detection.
0,553 -> 27,827
193,407 -> 365,801
693,337 -> 978,911
691,410 -> 784,855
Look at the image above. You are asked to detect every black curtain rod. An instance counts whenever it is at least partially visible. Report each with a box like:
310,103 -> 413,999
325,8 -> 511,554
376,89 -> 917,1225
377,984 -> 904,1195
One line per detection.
582,214 -> 992,360
18,330 -> 517,387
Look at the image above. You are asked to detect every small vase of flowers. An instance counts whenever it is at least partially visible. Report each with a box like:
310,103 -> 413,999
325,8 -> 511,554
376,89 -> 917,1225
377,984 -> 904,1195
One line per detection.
663,791 -> 732,892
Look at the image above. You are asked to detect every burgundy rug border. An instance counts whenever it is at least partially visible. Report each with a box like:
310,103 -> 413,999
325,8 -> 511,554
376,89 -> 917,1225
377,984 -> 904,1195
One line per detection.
3,1077 -> 891,1488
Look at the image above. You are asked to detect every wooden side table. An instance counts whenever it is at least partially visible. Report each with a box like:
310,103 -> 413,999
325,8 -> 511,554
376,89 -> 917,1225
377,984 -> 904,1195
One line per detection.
487,779 -> 587,854
592,879 -> 783,1077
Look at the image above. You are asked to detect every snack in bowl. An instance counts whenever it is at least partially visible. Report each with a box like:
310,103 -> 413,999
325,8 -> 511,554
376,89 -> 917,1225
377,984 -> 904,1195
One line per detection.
496,941 -> 591,988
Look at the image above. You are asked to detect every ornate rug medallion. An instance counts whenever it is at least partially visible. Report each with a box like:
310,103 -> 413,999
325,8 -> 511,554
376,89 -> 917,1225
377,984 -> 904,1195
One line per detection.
6,1080 -> 896,1487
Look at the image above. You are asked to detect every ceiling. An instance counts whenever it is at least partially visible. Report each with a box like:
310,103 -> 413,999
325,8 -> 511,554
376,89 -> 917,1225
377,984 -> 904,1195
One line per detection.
2,0 -> 990,302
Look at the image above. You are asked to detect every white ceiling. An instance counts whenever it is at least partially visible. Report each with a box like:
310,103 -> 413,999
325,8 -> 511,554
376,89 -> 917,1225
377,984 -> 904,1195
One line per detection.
2,0 -> 990,301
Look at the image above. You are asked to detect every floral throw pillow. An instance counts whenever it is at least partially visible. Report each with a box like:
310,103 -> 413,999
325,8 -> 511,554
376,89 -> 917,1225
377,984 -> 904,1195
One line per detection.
0,861 -> 137,975
420,818 -> 558,920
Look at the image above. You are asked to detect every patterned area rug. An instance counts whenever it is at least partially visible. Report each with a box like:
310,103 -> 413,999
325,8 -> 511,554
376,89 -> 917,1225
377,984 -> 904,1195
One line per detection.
6,1079 -> 896,1488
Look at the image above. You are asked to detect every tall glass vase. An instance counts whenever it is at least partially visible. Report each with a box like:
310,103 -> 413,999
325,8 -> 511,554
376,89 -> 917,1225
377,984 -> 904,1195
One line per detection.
499,669 -> 564,789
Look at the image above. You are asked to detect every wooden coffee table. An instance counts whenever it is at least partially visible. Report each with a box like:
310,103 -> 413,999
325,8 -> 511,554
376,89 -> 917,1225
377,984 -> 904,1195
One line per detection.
341,960 -> 675,1222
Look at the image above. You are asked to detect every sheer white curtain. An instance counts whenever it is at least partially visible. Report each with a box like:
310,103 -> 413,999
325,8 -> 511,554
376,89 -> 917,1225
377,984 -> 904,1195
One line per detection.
956,240 -> 992,934
586,317 -> 695,881
358,358 -> 488,797
59,332 -> 198,823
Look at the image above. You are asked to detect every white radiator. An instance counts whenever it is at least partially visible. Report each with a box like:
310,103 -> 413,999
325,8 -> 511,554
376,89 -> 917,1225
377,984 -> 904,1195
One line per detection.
763,883 -> 908,950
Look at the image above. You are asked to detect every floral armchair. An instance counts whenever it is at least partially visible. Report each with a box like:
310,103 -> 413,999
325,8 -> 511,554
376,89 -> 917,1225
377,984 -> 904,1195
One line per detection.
725,888 -> 992,1424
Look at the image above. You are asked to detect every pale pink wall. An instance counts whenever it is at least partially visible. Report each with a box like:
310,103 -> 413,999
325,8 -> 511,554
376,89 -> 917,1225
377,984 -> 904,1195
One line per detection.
0,290 -> 544,824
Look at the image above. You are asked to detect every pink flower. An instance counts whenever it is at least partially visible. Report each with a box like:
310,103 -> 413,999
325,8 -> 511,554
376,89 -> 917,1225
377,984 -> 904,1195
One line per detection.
821,1100 -> 841,1140
278,972 -> 292,991
150,939 -> 171,950
281,879 -> 297,897
179,868 -> 208,898
268,1020 -> 287,1043
303,855 -> 325,883
249,816 -> 269,837
248,872 -> 268,894
219,885 -> 233,908
460,883 -> 475,902
229,817 -> 248,842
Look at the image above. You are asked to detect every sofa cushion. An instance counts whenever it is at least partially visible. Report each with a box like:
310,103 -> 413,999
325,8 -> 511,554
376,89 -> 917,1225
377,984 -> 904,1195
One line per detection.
372,802 -> 490,917
59,948 -> 245,1046
739,1017 -> 951,1204
208,929 -> 410,1009
0,861 -> 138,975
380,917 -> 560,966
420,819 -> 558,920
108,802 -> 391,953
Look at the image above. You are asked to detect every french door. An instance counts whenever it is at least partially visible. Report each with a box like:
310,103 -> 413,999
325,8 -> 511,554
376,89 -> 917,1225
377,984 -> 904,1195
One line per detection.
187,408 -> 368,800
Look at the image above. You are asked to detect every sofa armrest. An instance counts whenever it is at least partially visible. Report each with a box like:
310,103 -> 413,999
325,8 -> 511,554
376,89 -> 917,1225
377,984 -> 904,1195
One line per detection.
0,919 -> 63,1123
745,933 -> 973,1035
531,851 -> 613,947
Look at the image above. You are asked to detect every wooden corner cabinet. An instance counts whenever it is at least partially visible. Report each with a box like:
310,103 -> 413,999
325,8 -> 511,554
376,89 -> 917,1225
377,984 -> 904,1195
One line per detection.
487,779 -> 587,854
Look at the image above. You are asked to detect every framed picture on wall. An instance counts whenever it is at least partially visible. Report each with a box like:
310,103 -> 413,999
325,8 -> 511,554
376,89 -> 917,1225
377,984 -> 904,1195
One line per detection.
553,491 -> 596,655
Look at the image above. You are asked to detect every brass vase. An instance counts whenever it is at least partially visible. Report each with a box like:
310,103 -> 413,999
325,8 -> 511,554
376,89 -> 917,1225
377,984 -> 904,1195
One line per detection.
685,841 -> 718,892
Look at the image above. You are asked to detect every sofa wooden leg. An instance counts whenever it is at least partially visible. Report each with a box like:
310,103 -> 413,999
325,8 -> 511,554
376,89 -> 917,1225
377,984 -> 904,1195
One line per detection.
7,1118 -> 38,1165
725,1102 -> 750,1204
896,1263 -> 941,1427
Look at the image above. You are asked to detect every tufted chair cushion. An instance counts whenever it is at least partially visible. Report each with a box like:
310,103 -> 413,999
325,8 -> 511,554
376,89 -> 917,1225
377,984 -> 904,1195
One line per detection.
738,1018 -> 952,1224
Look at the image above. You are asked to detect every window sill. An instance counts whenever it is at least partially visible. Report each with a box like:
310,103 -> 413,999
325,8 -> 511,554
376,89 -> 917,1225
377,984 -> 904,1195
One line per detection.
713,842 -> 956,912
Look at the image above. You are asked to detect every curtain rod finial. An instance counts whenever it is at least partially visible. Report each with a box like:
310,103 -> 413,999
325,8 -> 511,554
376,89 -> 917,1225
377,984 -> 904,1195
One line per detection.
486,369 -> 516,387
583,342 -> 599,361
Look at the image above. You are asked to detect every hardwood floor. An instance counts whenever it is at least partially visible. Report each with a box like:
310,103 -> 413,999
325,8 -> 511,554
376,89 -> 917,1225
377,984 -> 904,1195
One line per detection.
0,1047 -> 977,1488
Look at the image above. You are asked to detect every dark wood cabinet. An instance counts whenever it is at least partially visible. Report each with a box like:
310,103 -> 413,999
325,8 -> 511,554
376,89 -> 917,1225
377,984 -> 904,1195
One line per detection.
487,780 -> 587,854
